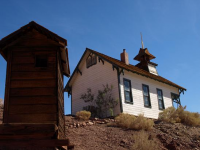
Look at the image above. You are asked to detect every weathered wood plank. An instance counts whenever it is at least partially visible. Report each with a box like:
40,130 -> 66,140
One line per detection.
9,105 -> 57,114
12,63 -> 56,72
3,49 -> 12,123
0,139 -> 70,147
12,56 -> 56,64
9,96 -> 57,105
0,124 -> 57,139
7,114 -> 57,123
10,79 -> 56,88
12,51 -> 56,57
11,72 -> 56,80
10,88 -> 56,96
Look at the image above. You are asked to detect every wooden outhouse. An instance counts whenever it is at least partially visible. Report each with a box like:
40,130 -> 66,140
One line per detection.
0,21 -> 72,149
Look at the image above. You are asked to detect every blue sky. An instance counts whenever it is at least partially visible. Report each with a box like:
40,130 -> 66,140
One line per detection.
0,0 -> 199,114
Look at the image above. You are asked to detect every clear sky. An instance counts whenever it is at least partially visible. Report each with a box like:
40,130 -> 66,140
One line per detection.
0,0 -> 199,114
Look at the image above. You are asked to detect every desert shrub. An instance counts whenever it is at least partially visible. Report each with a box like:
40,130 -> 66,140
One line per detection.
131,131 -> 159,150
115,113 -> 154,131
81,84 -> 118,118
83,105 -> 98,118
76,110 -> 91,120
133,114 -> 154,131
115,113 -> 136,128
159,106 -> 200,126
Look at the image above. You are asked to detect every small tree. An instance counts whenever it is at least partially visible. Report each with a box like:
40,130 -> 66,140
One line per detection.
80,84 -> 118,118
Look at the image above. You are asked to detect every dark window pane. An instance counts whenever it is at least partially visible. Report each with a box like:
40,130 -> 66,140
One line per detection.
144,96 -> 150,106
92,55 -> 96,64
87,56 -> 92,67
124,80 -> 130,91
125,91 -> 131,102
35,55 -> 47,67
159,100 -> 164,109
124,79 -> 132,102
143,86 -> 149,96
157,90 -> 162,96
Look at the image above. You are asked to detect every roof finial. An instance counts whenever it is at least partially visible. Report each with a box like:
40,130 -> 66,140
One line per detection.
140,32 -> 144,49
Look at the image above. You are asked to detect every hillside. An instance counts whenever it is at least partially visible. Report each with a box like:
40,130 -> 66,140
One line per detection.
0,108 -> 199,150
65,116 -> 200,150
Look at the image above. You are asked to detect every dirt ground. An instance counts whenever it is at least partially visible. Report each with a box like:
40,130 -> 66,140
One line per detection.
65,116 -> 200,150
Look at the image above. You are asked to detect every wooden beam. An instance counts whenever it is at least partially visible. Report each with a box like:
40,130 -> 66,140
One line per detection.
112,64 -> 118,71
119,68 -> 124,75
0,139 -> 70,147
98,57 -> 104,65
76,68 -> 82,76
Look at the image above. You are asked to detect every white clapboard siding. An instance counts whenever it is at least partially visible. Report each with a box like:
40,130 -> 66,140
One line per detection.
120,70 -> 179,119
71,52 -> 121,116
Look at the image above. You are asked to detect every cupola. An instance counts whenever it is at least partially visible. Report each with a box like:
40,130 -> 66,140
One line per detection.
134,34 -> 158,75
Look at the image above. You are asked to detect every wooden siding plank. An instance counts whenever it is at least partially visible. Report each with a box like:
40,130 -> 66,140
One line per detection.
11,72 -> 56,80
0,139 -> 69,147
3,49 -> 12,123
10,79 -> 56,88
9,96 -> 57,105
7,114 -> 57,123
12,56 -> 56,64
12,63 -> 56,72
0,124 -> 57,139
12,51 -> 56,57
10,88 -> 56,97
9,105 -> 57,114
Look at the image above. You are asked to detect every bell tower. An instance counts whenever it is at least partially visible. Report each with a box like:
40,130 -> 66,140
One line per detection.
134,34 -> 158,75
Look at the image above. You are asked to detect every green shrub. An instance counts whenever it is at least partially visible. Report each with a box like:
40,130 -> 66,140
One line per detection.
131,131 -> 159,150
76,110 -> 91,120
115,113 -> 154,131
159,106 -> 200,126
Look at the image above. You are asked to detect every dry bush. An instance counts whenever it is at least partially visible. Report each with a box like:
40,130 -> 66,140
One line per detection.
159,106 -> 200,126
115,113 -> 136,128
76,110 -> 91,120
131,131 -> 159,150
115,113 -> 154,131
133,114 -> 154,131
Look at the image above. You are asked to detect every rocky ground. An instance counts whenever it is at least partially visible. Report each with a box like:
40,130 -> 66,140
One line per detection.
65,116 -> 200,150
0,105 -> 199,150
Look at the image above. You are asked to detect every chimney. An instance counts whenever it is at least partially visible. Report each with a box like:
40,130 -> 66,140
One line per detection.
120,49 -> 129,65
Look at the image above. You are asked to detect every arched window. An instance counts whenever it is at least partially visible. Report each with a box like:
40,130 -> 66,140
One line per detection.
86,53 -> 97,68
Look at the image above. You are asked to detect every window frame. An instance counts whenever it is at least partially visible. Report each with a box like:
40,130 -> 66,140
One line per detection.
35,55 -> 48,68
157,88 -> 165,110
142,84 -> 151,108
86,53 -> 97,68
123,78 -> 133,104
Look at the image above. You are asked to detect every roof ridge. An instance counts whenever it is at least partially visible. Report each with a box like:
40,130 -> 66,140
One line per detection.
86,48 -> 186,91
0,21 -> 67,49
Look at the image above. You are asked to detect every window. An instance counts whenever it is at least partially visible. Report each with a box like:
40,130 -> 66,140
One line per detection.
35,55 -> 48,67
86,53 -> 97,68
157,89 -> 165,110
123,79 -> 133,103
142,84 -> 151,107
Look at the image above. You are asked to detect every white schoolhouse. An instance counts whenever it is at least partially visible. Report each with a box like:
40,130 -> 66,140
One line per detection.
65,47 -> 186,119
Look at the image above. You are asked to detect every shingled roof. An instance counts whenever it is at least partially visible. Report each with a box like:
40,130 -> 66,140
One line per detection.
0,21 -> 67,50
134,48 -> 156,61
65,48 -> 186,91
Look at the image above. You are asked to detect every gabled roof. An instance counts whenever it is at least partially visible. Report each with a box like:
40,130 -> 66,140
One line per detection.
65,48 -> 186,91
0,21 -> 67,50
134,48 -> 155,61
0,21 -> 70,77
